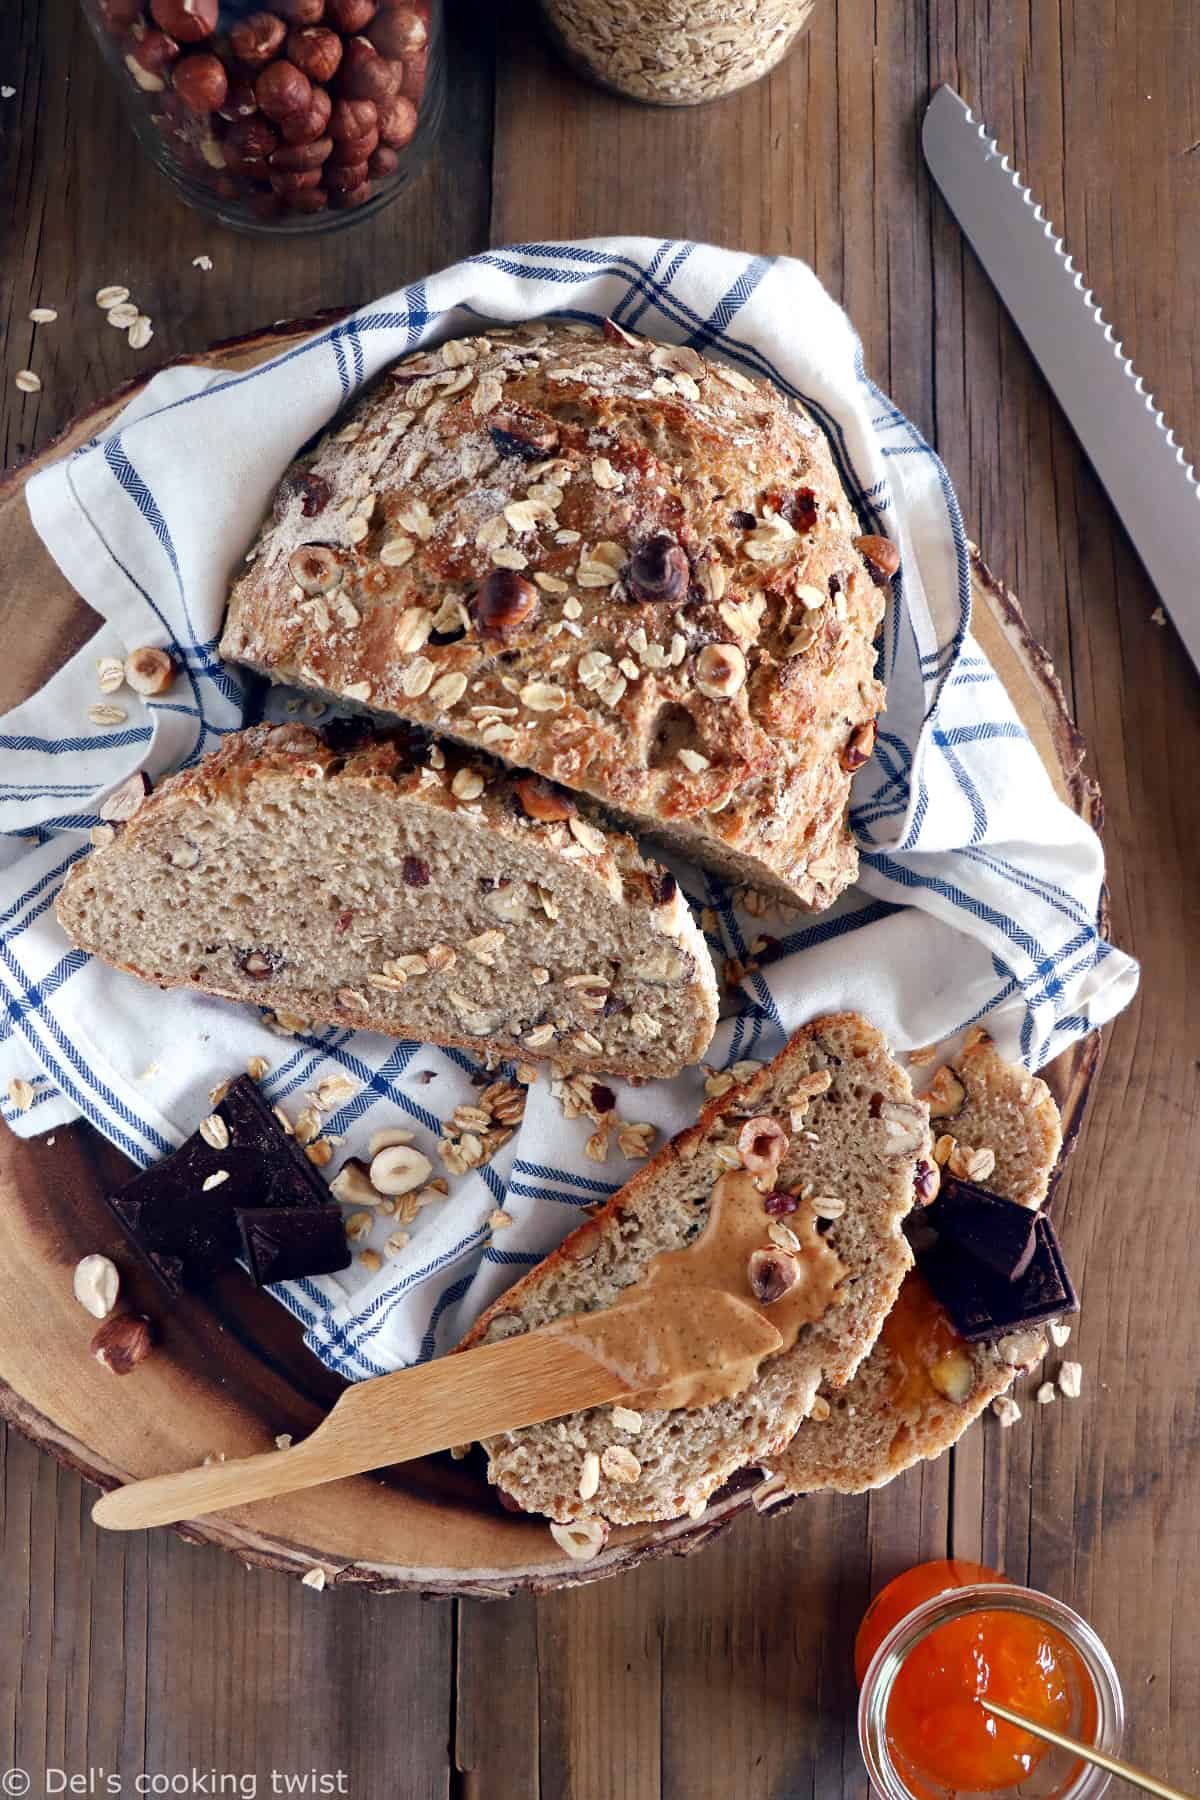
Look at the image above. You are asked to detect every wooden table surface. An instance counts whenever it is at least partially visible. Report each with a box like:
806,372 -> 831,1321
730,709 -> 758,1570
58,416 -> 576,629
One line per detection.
2,2 -> 1198,1795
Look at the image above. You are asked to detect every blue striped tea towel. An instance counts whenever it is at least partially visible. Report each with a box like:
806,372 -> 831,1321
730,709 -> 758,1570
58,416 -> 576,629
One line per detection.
0,239 -> 1138,1379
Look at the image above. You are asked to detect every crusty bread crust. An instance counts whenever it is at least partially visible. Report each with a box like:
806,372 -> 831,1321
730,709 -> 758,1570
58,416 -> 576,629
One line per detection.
55,723 -> 719,1080
771,1030 -> 1063,1496
220,321 -> 886,908
459,1015 -> 924,1524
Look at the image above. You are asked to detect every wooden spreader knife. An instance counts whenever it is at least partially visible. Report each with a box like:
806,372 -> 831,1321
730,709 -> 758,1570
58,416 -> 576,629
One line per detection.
91,1293 -> 783,1532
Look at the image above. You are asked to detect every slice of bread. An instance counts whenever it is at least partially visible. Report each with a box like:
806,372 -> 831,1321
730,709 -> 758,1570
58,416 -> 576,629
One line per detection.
767,1029 -> 1063,1497
55,723 -> 718,1081
458,1015 -> 926,1525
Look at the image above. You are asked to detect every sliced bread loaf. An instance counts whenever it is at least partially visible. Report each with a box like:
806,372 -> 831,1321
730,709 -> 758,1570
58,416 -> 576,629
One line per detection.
55,723 -> 719,1081
458,1015 -> 926,1525
767,1029 -> 1063,1497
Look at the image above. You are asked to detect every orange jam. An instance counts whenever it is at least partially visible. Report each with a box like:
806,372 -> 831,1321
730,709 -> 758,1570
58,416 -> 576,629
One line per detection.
856,1561 -> 1095,1795
879,1272 -> 965,1409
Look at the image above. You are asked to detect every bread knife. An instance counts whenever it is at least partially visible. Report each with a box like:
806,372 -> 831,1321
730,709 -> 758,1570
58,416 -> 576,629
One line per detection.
922,84 -> 1200,678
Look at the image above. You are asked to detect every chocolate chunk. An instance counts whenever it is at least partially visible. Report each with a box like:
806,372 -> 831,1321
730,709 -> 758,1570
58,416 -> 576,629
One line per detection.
916,1214 -> 1078,1343
104,1076 -> 333,1296
236,1206 -> 350,1287
925,1179 -> 1038,1282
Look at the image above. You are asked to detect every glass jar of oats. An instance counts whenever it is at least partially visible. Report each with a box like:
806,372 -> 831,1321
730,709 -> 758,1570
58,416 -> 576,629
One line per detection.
538,0 -> 818,106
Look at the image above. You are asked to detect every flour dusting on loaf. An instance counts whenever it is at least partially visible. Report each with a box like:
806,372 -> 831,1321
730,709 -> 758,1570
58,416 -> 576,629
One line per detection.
220,320 -> 887,907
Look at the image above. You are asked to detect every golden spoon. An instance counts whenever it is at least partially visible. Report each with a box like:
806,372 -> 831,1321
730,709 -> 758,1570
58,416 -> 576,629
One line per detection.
981,1698 -> 1196,1800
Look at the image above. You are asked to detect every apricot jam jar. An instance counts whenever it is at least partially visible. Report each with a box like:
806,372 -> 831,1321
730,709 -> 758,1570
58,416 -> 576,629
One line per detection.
856,1561 -> 1125,1799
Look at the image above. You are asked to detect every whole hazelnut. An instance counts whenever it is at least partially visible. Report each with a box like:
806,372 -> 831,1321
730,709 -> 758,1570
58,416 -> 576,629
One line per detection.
275,0 -> 325,17
469,571 -> 539,640
285,186 -> 330,212
840,719 -> 877,773
626,533 -> 689,603
224,115 -> 280,172
269,166 -> 324,195
229,11 -> 287,68
399,48 -> 427,104
150,0 -> 218,43
514,775 -> 575,823
694,641 -> 747,701
279,86 -> 333,142
126,29 -> 180,91
327,0 -> 378,28
328,180 -> 373,210
747,1247 -> 800,1306
367,144 -> 400,177
737,1115 -> 790,1175
328,96 -> 377,140
270,133 -> 333,171
368,7 -> 426,56
172,52 -> 228,115
100,0 -> 145,28
255,59 -> 313,121
217,79 -> 260,122
376,93 -> 417,147
91,1312 -> 157,1375
125,647 -> 177,695
853,533 -> 901,579
336,36 -> 399,102
324,158 -> 369,192
287,25 -> 344,83
328,128 -> 378,165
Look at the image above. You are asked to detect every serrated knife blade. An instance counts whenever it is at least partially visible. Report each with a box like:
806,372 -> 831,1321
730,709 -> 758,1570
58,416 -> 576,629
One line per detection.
922,83 -> 1200,678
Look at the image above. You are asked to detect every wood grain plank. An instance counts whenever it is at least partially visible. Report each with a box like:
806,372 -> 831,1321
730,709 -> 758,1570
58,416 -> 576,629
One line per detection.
929,3 -> 1200,1789
0,1423 -> 459,1796
455,1594 -> 541,1799
534,1561 -> 664,1800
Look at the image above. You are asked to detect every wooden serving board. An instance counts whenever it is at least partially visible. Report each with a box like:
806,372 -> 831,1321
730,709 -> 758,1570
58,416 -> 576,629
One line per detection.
0,321 -> 1103,1596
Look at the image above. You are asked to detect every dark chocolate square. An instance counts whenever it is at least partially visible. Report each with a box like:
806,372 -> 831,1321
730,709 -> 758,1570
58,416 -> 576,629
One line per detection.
236,1206 -> 351,1288
104,1075 -> 333,1296
924,1179 -> 1039,1281
917,1214 -> 1078,1343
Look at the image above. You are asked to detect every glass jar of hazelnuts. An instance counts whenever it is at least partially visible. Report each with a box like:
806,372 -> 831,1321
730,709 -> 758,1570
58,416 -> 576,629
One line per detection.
80,1 -> 443,234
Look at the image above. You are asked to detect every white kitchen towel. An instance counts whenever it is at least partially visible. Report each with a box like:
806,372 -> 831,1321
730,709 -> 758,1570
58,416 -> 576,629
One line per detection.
0,238 -> 1138,1378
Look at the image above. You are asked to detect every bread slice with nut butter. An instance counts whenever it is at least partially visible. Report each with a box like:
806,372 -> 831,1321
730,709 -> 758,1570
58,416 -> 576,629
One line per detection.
54,722 -> 719,1081
457,1015 -> 928,1529
765,1029 -> 1063,1499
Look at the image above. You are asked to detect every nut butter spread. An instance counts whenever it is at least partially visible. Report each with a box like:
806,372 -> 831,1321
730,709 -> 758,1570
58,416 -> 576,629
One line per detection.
549,1170 -> 846,1411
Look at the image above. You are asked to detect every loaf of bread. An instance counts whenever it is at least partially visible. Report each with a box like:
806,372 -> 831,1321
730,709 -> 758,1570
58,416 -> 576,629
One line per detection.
769,1030 -> 1063,1496
458,1016 -> 927,1525
54,723 -> 719,1080
220,320 -> 887,908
